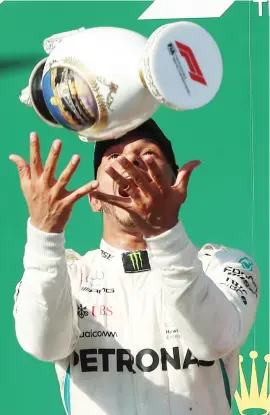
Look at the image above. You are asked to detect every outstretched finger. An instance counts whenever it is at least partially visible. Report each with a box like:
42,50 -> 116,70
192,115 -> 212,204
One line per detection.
104,165 -> 139,200
53,154 -> 81,194
91,190 -> 132,209
30,132 -> 43,178
64,180 -> 100,205
173,160 -> 201,192
42,139 -> 62,183
116,156 -> 152,194
9,154 -> 31,183
144,156 -> 168,190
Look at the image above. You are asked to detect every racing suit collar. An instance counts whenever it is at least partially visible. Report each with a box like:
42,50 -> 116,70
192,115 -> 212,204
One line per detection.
100,240 -> 151,273
100,239 -> 150,255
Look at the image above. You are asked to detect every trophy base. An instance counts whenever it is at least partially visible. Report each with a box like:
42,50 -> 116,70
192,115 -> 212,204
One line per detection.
140,22 -> 223,111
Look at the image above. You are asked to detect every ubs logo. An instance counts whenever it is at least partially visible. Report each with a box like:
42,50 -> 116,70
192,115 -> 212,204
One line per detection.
91,305 -> 113,317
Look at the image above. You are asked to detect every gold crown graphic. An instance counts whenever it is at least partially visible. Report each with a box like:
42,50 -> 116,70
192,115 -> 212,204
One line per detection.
235,351 -> 270,414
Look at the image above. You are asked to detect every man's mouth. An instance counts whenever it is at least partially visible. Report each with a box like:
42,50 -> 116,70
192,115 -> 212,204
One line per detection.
118,188 -> 129,197
118,176 -> 133,198
114,173 -> 153,197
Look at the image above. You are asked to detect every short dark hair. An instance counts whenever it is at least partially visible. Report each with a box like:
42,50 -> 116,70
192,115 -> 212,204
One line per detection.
93,119 -> 179,178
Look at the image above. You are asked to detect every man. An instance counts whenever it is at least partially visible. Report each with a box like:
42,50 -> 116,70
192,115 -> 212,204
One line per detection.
11,119 -> 259,415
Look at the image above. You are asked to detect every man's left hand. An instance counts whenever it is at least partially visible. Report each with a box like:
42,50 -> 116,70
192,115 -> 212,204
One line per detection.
92,156 -> 200,237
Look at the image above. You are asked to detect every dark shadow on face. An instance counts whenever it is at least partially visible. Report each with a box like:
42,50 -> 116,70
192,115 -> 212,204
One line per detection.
92,136 -> 176,228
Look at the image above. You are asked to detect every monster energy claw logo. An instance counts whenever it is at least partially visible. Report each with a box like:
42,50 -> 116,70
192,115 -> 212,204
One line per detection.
122,250 -> 151,273
128,252 -> 143,271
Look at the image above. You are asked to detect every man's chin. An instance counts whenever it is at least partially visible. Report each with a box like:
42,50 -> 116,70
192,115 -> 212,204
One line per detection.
102,203 -> 136,228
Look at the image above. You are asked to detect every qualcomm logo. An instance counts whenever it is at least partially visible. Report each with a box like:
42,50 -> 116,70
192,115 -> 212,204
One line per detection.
80,330 -> 117,338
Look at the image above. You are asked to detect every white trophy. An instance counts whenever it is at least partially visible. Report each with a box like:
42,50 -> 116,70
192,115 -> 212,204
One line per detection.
20,22 -> 223,142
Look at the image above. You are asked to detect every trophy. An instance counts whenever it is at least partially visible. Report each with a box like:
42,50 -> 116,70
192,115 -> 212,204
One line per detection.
20,22 -> 223,142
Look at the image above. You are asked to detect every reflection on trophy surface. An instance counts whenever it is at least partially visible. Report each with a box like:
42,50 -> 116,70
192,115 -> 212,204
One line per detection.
20,22 -> 223,142
47,67 -> 98,131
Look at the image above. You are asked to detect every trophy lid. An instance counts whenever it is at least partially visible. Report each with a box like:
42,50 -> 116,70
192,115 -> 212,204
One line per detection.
141,22 -> 223,110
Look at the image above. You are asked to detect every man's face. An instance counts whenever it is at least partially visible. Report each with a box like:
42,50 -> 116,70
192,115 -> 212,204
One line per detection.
93,136 -> 175,228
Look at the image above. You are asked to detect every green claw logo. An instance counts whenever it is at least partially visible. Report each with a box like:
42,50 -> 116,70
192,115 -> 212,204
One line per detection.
128,252 -> 143,271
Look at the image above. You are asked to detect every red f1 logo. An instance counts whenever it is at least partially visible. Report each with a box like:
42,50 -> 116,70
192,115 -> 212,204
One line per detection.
175,41 -> 207,86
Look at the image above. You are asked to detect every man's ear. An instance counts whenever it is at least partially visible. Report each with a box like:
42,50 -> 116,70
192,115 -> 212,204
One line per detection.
88,193 -> 103,213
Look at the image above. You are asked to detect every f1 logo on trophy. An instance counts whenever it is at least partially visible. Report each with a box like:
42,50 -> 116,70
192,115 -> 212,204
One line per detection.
20,22 -> 223,143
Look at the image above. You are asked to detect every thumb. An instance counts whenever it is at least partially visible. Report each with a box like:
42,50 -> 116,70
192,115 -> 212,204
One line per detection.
172,160 -> 201,191
9,155 -> 31,181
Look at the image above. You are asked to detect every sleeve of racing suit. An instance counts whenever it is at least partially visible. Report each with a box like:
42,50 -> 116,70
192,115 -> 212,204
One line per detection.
13,219 -> 81,362
145,221 -> 259,361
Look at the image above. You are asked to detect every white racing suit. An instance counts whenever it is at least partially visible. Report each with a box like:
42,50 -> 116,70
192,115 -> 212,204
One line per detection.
13,220 -> 259,415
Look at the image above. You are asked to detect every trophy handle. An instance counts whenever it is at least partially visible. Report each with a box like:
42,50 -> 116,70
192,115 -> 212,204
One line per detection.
43,28 -> 86,54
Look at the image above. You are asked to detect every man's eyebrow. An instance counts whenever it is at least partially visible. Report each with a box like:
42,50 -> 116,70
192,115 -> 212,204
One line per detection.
103,137 -> 157,156
105,146 -> 122,154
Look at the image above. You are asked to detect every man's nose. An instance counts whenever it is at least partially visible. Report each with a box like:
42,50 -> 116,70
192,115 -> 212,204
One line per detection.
126,154 -> 143,168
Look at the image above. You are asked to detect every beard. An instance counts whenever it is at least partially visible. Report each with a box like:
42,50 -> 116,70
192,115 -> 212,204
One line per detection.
101,202 -> 136,228
100,179 -> 137,228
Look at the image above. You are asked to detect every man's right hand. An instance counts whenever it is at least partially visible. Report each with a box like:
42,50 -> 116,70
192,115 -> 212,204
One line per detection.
9,132 -> 98,233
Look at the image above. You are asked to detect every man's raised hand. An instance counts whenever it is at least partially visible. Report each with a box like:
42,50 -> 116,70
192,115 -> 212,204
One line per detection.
92,155 -> 200,237
9,132 -> 98,233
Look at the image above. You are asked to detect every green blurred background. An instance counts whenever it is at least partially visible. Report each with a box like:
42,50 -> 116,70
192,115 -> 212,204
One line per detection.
0,1 -> 268,414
